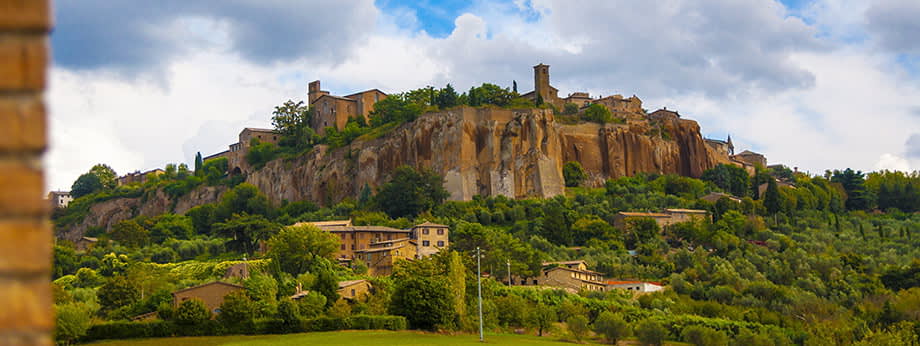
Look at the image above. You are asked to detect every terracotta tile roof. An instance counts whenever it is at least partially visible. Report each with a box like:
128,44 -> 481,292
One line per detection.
665,208 -> 708,214
338,279 -> 367,289
414,221 -> 448,228
355,244 -> 406,253
344,89 -> 387,98
171,281 -> 245,295
617,211 -> 670,218
542,260 -> 586,266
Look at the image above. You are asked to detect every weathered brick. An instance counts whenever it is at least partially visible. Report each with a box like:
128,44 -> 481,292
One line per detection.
0,219 -> 50,274
0,95 -> 46,152
0,276 -> 52,333
0,159 -> 45,217
0,0 -> 51,31
0,35 -> 47,91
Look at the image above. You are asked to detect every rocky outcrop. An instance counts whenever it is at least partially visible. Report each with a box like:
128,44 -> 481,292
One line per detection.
247,106 -> 727,206
58,186 -> 226,242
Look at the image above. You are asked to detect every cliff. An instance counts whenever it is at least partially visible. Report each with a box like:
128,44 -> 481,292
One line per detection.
246,106 -> 728,206
58,186 -> 226,242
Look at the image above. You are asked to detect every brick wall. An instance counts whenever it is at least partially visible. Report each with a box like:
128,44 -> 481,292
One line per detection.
0,0 -> 53,344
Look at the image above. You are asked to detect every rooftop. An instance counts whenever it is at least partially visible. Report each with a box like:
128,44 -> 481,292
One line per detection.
338,279 -> 368,289
414,221 -> 448,228
172,281 -> 244,295
617,211 -> 670,218
665,208 -> 708,214
606,280 -> 662,286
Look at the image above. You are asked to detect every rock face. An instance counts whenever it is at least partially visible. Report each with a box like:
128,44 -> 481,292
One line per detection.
58,186 -> 226,242
247,106 -> 727,206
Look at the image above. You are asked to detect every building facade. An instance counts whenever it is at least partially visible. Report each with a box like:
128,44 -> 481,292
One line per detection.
511,260 -> 607,292
47,191 -> 72,209
116,169 -> 165,186
171,281 -> 245,316
613,209 -> 709,229
307,80 -> 387,136
412,222 -> 449,257
606,281 -> 664,293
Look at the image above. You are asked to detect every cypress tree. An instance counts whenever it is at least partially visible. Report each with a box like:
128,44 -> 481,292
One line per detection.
512,80 -> 518,93
194,152 -> 203,176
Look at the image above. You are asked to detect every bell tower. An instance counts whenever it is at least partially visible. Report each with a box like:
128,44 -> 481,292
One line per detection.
533,63 -> 550,103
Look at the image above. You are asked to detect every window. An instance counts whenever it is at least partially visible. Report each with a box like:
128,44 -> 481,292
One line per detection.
422,229 -> 429,235
533,280 -> 538,285
437,241 -> 444,247
340,244 -> 345,250
351,244 -> 355,250
422,240 -> 430,246
340,234 -> 346,240
437,229 -> 444,235
351,289 -> 356,297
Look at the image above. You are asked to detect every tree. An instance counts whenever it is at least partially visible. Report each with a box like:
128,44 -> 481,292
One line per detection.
110,219 -> 150,248
212,213 -> 280,254
97,276 -> 140,313
636,319 -> 668,346
594,311 -> 630,344
272,100 -> 319,151
390,276 -> 453,330
217,291 -> 256,332
246,139 -> 280,169
90,164 -> 118,189
214,183 -> 272,222
175,298 -> 211,326
702,164 -> 750,197
832,168 -> 875,210
764,178 -> 782,216
267,224 -> 339,276
526,303 -> 557,337
513,80 -> 518,93
369,94 -> 424,126
563,161 -> 588,187
275,300 -> 301,332
314,268 -> 340,309
55,303 -> 91,345
194,152 -> 203,176
70,173 -> 103,198
376,166 -> 449,218
681,325 -> 728,346
566,315 -> 590,343
436,83 -> 459,109
582,104 -> 612,123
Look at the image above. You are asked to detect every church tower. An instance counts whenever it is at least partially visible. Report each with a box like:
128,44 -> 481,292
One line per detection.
533,63 -> 550,103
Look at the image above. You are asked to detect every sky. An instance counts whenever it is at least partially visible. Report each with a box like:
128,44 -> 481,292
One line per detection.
45,0 -> 920,191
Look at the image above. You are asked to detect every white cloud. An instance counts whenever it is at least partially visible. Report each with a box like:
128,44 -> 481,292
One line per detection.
875,153 -> 911,171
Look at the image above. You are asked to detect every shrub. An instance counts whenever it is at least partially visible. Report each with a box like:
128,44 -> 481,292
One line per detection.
218,291 -> 256,333
275,300 -> 301,333
563,161 -> 587,187
55,303 -> 92,344
636,319 -> 669,346
175,298 -> 211,326
594,311 -> 630,344
681,325 -> 729,346
82,320 -> 176,342
567,315 -> 590,343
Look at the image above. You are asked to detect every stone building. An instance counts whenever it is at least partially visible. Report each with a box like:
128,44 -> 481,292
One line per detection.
172,281 -> 245,316
732,150 -> 767,168
511,260 -> 606,292
47,191 -> 72,209
705,135 -> 735,157
74,236 -> 97,252
204,127 -> 280,176
116,168 -> 165,186
521,63 -> 643,118
308,80 -> 387,136
337,279 -> 372,301
613,208 -> 709,229
299,220 -> 449,271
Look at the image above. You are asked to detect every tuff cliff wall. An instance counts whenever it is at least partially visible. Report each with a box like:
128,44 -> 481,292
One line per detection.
246,106 -> 727,206
58,186 -> 226,242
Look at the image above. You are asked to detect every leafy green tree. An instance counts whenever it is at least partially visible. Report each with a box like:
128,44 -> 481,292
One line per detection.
243,274 -> 279,317
99,252 -> 129,276
681,325 -> 728,346
55,303 -> 92,345
436,83 -> 459,109
110,219 -> 150,248
390,275 -> 453,330
267,224 -> 339,276
97,276 -> 140,313
214,183 -> 272,221
186,203 -> 216,235
376,166 -> 449,218
566,315 -> 590,343
562,103 -> 579,115
275,300 -> 301,332
314,268 -> 340,309
636,319 -> 668,346
149,213 -> 194,241
526,303 -> 557,336
176,298 -> 211,326
212,213 -> 280,255
246,139 -> 280,169
217,291 -> 256,332
53,245 -> 78,279
295,291 -> 327,318
702,164 -> 750,197
582,104 -> 613,123
70,173 -> 103,198
89,164 -> 118,189
563,161 -> 588,187
369,94 -> 424,126
594,311 -> 631,344
272,100 -> 319,151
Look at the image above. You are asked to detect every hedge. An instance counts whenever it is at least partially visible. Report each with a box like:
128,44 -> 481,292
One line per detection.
81,315 -> 406,342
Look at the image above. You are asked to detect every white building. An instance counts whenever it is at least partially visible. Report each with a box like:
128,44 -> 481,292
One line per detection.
606,280 -> 664,293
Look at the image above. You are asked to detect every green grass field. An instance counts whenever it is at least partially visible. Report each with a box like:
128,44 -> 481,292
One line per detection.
85,330 -> 595,346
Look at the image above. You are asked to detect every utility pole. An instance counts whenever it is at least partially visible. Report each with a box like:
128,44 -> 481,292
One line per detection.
477,247 -> 484,342
507,260 -> 511,286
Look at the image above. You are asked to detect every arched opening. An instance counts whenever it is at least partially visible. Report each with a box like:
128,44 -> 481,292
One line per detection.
231,166 -> 243,176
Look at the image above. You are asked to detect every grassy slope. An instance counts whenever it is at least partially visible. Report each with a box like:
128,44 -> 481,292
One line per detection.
86,330 -> 598,345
